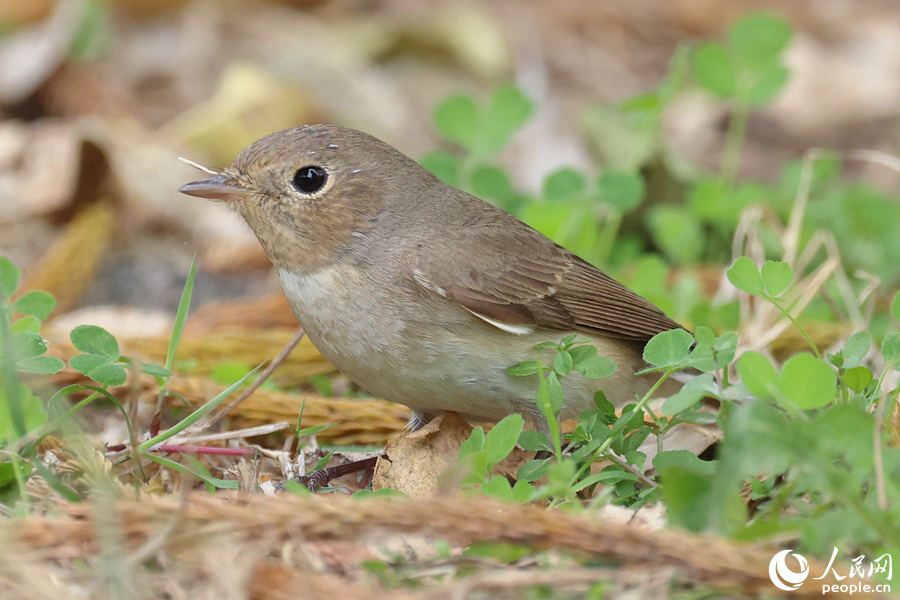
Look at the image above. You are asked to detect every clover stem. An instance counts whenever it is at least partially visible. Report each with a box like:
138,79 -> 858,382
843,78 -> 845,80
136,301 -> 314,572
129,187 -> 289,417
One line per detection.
719,101 -> 749,186
770,298 -> 821,359
555,367 -> 678,505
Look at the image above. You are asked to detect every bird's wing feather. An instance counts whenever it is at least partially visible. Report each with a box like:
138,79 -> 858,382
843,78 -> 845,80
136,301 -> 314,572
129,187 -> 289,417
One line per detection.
411,211 -> 683,341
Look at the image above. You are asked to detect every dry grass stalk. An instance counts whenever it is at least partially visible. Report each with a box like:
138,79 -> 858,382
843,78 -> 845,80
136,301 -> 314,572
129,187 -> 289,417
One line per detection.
117,328 -> 334,386
50,362 -> 409,446
46,325 -> 333,389
723,149 -> 876,366
5,493 -> 870,599
205,327 -> 307,429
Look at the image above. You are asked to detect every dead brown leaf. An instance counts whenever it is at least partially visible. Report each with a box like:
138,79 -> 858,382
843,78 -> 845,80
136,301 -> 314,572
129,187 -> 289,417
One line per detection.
373,412 -> 534,497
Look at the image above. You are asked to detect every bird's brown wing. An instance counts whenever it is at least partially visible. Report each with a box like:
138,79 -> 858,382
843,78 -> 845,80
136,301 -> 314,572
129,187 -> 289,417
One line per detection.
411,215 -> 683,341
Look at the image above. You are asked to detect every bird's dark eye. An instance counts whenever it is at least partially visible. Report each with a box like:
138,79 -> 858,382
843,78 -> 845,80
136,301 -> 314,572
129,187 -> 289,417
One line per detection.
292,166 -> 328,193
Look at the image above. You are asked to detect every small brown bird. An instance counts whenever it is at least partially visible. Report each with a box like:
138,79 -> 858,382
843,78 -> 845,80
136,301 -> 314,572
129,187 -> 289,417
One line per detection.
180,125 -> 685,435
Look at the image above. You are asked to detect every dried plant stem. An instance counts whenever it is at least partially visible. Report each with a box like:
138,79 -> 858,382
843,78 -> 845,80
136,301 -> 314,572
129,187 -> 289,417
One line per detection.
204,327 -> 305,429
10,493 -> 861,599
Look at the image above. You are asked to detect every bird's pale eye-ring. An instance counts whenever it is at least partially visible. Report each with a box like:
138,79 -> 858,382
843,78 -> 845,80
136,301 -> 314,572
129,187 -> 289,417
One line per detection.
292,166 -> 328,193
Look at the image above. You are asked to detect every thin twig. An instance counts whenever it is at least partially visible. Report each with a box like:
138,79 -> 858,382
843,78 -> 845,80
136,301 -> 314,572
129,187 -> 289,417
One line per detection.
170,422 -> 293,444
204,327 -> 305,429
605,453 -> 657,488
280,456 -> 380,492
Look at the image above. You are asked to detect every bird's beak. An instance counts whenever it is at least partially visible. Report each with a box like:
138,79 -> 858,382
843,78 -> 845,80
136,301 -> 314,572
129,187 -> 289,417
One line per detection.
179,174 -> 253,202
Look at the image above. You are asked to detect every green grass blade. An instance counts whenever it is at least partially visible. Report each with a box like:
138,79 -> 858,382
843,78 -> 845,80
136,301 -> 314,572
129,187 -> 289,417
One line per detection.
141,453 -> 238,489
165,255 -> 196,371
184,455 -> 218,493
139,363 -> 262,451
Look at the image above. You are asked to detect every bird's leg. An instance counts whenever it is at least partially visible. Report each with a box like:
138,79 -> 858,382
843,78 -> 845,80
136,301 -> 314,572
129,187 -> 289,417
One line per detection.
521,407 -> 555,461
405,411 -> 432,432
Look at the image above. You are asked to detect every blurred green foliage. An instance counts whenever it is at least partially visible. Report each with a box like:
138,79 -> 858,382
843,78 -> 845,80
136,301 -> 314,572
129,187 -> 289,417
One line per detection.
422,10 -> 900,341
69,0 -> 110,62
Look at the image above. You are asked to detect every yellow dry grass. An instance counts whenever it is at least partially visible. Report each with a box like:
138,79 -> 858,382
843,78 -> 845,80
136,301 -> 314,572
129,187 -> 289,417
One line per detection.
51,362 -> 410,447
